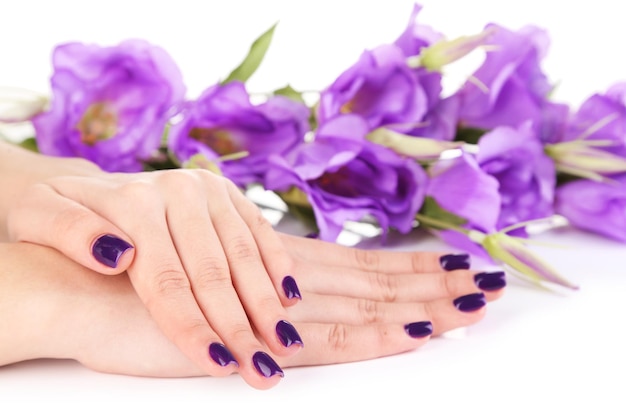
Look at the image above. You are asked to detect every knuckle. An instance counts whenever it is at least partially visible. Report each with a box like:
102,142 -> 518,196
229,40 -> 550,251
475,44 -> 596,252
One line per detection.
117,180 -> 160,207
151,266 -> 190,296
410,253 -> 428,273
52,204 -> 95,236
367,270 -> 397,302
327,323 -> 350,352
191,257 -> 232,291
353,249 -> 380,270
357,298 -> 383,324
226,236 -> 258,263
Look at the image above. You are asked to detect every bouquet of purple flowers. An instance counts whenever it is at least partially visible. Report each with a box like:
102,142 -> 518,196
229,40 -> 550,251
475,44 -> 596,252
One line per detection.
4,3 -> 626,290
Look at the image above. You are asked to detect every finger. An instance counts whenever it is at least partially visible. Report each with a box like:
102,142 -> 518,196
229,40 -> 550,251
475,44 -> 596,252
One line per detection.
162,172 -> 289,387
279,232 -> 471,273
288,292 -> 486,336
294,260 -> 506,303
204,174 -> 303,358
227,184 -> 301,306
8,182 -> 135,274
276,321 -> 432,368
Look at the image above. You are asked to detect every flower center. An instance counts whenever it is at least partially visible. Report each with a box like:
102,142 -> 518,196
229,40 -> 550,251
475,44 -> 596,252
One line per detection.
188,127 -> 240,156
76,102 -> 118,145
316,166 -> 359,197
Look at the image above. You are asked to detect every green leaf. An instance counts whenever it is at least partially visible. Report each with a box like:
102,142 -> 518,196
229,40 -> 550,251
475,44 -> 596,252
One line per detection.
223,22 -> 278,84
418,196 -> 468,229
453,126 -> 485,145
18,137 -> 39,153
273,84 -> 305,104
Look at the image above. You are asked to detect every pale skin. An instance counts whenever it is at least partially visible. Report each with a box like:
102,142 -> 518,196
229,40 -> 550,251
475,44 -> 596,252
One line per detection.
0,141 -> 504,389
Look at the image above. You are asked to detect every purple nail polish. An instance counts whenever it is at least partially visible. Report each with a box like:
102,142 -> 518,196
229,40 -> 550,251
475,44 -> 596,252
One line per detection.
305,232 -> 319,239
282,276 -> 302,300
453,293 -> 486,312
404,321 -> 433,338
208,343 -> 238,367
92,234 -> 133,268
474,271 -> 506,291
276,320 -> 303,348
440,253 -> 471,271
252,351 -> 284,378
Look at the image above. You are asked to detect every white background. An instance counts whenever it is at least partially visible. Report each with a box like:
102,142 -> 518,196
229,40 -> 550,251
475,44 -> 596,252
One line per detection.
1,1 -> 626,416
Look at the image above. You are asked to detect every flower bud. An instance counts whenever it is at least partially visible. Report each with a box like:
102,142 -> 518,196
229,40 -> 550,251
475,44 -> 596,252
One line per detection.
468,228 -> 579,290
545,139 -> 626,182
367,127 -> 463,161
409,28 -> 495,72
0,86 -> 47,122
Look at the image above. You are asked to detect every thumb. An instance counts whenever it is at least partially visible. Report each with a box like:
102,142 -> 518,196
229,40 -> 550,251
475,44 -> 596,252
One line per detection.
8,183 -> 135,275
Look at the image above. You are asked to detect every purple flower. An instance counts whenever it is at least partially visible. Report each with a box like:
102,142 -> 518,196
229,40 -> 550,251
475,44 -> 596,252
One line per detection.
555,175 -> 626,242
317,44 -> 428,132
477,123 -> 556,231
393,3 -> 442,58
455,24 -> 568,143
563,82 -> 626,155
425,151 -> 501,257
168,81 -> 310,187
33,40 -> 185,172
265,115 -> 428,242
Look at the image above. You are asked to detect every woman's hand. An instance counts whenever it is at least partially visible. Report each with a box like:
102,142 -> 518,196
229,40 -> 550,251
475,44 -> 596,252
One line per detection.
7,169 -> 306,389
0,239 -> 504,389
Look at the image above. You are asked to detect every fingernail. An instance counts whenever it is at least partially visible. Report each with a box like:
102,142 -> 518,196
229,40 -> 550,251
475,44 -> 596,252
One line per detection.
282,275 -> 302,300
404,321 -> 433,338
208,342 -> 238,367
276,320 -> 304,348
474,271 -> 506,291
92,234 -> 133,268
439,253 -> 470,271
453,293 -> 486,312
305,232 -> 319,239
252,351 -> 284,378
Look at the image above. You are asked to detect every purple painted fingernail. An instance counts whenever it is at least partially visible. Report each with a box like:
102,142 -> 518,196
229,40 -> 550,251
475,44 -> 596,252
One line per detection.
474,271 -> 507,291
208,343 -> 238,367
305,232 -> 319,239
453,293 -> 486,312
282,275 -> 302,300
252,351 -> 284,378
439,253 -> 471,271
276,320 -> 304,348
404,321 -> 433,338
92,234 -> 133,268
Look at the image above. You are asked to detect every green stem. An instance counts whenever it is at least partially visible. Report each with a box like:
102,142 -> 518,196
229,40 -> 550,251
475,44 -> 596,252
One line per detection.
415,213 -> 470,235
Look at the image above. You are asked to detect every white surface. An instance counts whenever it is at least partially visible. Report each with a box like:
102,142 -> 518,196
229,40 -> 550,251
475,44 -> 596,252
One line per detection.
1,1 -> 626,415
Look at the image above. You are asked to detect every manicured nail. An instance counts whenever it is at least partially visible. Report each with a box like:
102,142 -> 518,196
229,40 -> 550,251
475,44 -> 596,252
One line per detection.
252,351 -> 284,378
92,234 -> 133,268
282,275 -> 302,300
404,321 -> 433,338
208,343 -> 238,367
305,232 -> 319,239
276,320 -> 304,348
439,253 -> 471,271
453,293 -> 486,312
474,271 -> 506,291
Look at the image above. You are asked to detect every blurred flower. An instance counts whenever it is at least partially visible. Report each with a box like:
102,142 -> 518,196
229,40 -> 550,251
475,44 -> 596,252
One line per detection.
562,82 -> 626,155
0,86 -> 47,122
422,151 -> 501,257
545,139 -> 626,181
168,81 -> 310,186
317,44 -> 428,132
477,122 -> 556,231
455,23 -> 569,143
265,115 -> 428,241
32,40 -> 185,172
555,174 -> 626,242
393,3 -> 442,58
413,28 -> 494,72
